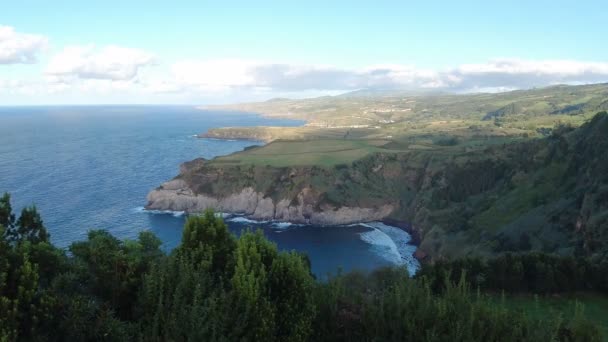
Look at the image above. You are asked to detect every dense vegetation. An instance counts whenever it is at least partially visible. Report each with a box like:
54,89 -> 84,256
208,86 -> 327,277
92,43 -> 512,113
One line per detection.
170,112 -> 608,263
207,83 -> 608,141
0,193 -> 604,341
419,253 -> 608,295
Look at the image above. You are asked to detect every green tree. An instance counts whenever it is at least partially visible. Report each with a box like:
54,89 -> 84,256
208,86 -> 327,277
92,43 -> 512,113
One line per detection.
0,193 -> 15,230
179,210 -> 236,277
268,251 -> 315,341
69,229 -> 163,320
0,193 -> 17,242
16,206 -> 49,244
229,230 -> 277,341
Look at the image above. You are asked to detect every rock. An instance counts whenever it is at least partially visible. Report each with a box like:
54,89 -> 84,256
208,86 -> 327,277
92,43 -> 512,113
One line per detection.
252,195 -> 275,220
146,183 -> 394,225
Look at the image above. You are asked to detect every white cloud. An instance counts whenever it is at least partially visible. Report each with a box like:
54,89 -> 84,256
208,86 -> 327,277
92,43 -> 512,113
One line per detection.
171,59 -> 257,88
448,59 -> 608,91
0,25 -> 48,64
457,59 -> 608,75
4,55 -> 608,104
166,58 -> 608,94
46,45 -> 155,81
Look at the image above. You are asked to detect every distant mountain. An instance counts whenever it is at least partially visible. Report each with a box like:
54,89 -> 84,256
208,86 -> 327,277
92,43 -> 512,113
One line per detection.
209,83 -> 608,132
336,88 -> 449,98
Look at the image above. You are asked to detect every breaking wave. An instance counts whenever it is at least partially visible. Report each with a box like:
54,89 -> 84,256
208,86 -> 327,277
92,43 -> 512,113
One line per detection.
225,216 -> 303,230
227,216 -> 269,224
358,222 -> 420,275
133,206 -> 185,217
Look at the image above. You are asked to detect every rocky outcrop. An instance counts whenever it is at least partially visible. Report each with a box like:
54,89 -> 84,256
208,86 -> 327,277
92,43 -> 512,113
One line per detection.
147,113 -> 608,261
146,181 -> 393,225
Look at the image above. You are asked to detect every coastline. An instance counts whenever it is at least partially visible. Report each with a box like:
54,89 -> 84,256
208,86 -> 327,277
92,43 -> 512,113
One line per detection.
140,204 -> 423,267
195,107 -> 316,142
227,214 -> 421,273
196,106 -> 308,123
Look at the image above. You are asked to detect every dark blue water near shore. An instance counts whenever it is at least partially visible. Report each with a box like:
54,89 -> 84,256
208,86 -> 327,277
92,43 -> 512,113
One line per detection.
0,106 -> 418,277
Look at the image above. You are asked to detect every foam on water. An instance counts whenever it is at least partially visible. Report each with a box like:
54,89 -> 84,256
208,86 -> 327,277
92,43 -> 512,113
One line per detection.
133,206 -> 185,217
271,221 -> 306,229
227,216 -> 269,224
225,216 -> 299,229
358,228 -> 402,264
357,222 -> 420,275
272,221 -> 293,229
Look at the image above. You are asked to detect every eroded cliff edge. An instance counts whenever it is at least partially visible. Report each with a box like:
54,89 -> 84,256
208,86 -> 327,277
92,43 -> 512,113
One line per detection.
147,113 -> 608,261
147,180 -> 393,225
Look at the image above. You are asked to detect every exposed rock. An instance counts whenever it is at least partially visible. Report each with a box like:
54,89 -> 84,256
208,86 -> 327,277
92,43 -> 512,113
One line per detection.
146,183 -> 394,225
147,112 -> 608,262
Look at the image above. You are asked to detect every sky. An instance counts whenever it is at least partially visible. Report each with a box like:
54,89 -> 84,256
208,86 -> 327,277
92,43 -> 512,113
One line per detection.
1,0 -> 608,105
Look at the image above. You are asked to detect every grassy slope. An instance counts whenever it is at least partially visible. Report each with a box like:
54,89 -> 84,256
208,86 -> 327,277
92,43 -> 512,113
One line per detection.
215,139 -> 401,167
180,85 -> 608,262
204,83 -> 608,143
494,293 -> 608,340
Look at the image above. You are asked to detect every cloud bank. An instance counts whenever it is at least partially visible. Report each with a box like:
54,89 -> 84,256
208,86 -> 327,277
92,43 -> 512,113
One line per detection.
2,22 -> 608,104
0,25 -> 48,64
166,59 -> 608,94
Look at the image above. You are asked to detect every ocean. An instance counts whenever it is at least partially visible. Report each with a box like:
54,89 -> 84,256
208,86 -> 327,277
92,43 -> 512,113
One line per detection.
0,105 -> 418,277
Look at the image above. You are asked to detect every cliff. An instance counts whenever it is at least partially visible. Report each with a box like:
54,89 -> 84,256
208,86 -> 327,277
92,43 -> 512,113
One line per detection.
148,112 -> 608,261
147,181 -> 393,225
199,127 -> 279,142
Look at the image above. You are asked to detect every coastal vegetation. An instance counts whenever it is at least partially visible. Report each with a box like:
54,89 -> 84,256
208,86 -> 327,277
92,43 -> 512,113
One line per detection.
204,83 -> 608,142
3,84 -> 608,341
0,195 -> 604,341
151,110 -> 608,263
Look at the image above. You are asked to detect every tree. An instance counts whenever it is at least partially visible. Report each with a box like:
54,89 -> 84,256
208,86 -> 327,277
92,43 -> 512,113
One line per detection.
16,206 -> 49,244
179,210 -> 236,277
69,229 -> 164,321
0,197 -> 604,341
0,193 -> 15,228
0,193 -> 16,242
1,194 -> 50,245
229,230 -> 277,341
268,251 -> 315,341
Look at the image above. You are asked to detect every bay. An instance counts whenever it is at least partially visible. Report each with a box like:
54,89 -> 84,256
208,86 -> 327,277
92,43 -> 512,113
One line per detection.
0,105 -> 418,277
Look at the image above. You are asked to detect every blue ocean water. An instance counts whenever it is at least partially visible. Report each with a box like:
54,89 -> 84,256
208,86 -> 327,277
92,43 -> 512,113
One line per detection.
0,106 -> 418,277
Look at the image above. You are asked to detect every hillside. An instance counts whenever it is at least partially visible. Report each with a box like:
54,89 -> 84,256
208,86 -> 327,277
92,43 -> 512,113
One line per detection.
203,83 -> 608,142
148,112 -> 608,262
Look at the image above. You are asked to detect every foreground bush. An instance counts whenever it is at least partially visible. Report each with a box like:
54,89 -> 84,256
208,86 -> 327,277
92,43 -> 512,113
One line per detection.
0,193 -> 602,341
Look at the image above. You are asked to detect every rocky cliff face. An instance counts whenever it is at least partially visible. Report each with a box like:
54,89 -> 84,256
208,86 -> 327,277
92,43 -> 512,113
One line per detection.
147,179 -> 394,225
145,142 -> 534,261
147,112 -> 608,261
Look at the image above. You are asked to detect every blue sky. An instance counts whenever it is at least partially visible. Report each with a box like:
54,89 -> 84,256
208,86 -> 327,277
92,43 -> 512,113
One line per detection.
1,0 -> 608,104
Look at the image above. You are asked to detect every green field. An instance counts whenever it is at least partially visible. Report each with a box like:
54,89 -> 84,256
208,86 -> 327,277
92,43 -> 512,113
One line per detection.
201,84 -> 608,169
182,87 -> 608,265
213,139 -> 392,166
494,293 -> 608,340
206,83 -> 607,140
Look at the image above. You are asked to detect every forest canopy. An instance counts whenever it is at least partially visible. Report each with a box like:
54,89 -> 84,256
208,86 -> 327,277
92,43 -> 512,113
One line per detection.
0,193 -> 603,341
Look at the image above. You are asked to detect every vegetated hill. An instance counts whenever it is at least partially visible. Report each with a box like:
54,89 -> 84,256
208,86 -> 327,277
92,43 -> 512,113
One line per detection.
335,88 -> 448,98
204,83 -> 608,139
482,102 -> 524,120
151,112 -> 608,263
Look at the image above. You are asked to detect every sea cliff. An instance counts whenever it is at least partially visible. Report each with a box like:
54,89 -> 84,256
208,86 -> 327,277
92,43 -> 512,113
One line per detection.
147,113 -> 608,261
147,180 -> 393,225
